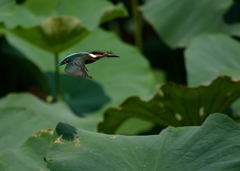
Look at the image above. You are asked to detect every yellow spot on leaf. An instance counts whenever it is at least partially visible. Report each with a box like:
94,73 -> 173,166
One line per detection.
158,102 -> 164,107
199,107 -> 204,117
116,106 -> 122,110
54,135 -> 64,144
32,129 -> 53,137
110,135 -> 116,139
158,89 -> 164,97
73,134 -> 81,146
175,113 -> 182,121
227,92 -> 231,96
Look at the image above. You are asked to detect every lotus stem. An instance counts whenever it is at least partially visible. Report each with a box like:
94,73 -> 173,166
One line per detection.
131,0 -> 142,51
55,53 -> 62,101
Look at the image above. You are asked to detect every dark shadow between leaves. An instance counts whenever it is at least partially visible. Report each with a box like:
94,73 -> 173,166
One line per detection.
223,0 -> 240,24
0,39 -> 49,99
45,72 -> 110,116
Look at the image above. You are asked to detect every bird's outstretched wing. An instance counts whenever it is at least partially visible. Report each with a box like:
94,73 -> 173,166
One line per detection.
64,58 -> 90,78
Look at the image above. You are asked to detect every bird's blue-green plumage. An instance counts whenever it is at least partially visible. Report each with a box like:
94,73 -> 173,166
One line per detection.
57,52 -> 90,66
57,51 -> 119,78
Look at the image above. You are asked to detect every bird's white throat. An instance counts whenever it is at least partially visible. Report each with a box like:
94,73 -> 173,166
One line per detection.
89,54 -> 97,58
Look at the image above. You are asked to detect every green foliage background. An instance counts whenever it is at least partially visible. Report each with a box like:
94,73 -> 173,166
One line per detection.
1,0 -> 240,170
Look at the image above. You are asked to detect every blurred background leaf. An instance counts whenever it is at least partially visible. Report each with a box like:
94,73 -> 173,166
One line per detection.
185,33 -> 240,119
185,33 -> 240,86
0,93 -> 102,152
141,0 -> 240,48
99,76 -> 240,134
0,3 -> 45,28
0,0 -> 128,29
0,0 -> 15,16
4,16 -> 89,53
22,0 -> 58,16
58,0 -> 128,30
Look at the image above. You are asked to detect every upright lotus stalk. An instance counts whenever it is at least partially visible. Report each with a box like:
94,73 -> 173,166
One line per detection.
131,0 -> 142,51
55,53 -> 62,101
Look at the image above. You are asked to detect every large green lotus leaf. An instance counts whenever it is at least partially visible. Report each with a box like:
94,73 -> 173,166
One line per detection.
99,3 -> 128,24
141,0 -> 240,48
22,0 -> 58,16
0,108 -> 52,153
59,0 -> 128,30
99,76 -> 240,134
46,114 -> 240,171
0,4 -> 45,28
6,28 -> 157,111
4,16 -> 89,53
185,33 -> 240,117
61,29 -> 157,107
1,0 -> 127,53
0,130 -> 51,171
185,33 -> 240,86
0,0 -> 127,29
0,93 -> 100,152
4,28 -> 157,133
0,0 -> 15,16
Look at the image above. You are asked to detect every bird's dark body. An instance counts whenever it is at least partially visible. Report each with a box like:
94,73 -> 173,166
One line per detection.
85,58 -> 97,64
85,56 -> 99,64
57,51 -> 119,78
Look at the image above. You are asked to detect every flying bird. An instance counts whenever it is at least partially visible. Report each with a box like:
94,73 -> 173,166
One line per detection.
57,51 -> 119,78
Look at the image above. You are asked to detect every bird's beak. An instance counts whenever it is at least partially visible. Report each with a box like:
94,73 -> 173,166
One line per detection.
106,53 -> 119,57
